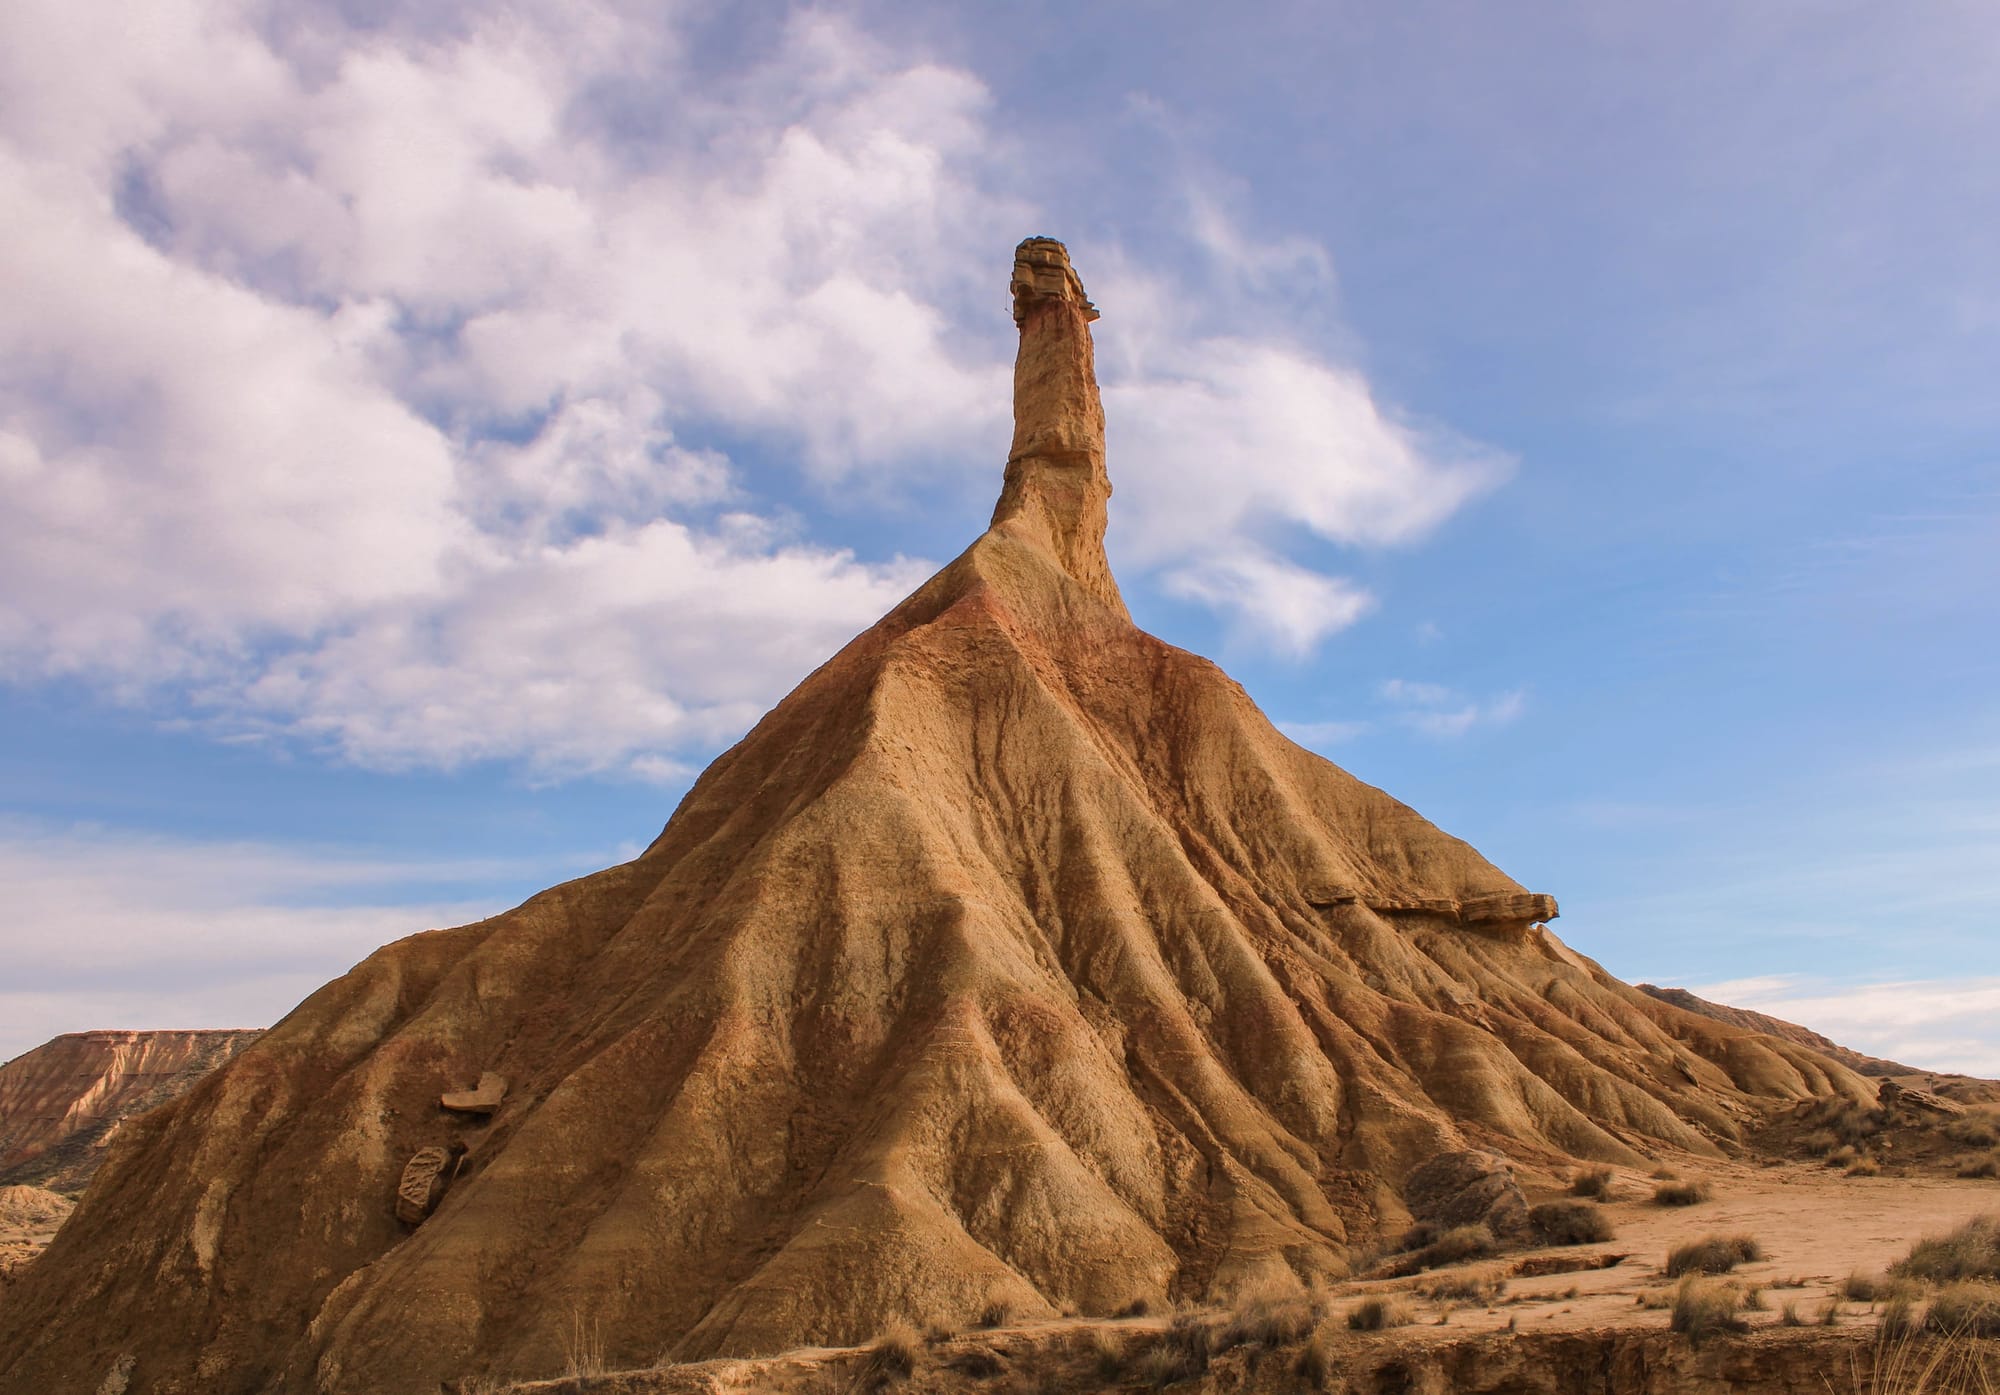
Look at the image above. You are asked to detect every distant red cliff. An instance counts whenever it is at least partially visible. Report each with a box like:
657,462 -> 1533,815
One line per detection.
0,1029 -> 263,1192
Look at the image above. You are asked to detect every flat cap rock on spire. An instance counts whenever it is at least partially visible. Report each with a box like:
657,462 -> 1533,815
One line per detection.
989,237 -> 1127,617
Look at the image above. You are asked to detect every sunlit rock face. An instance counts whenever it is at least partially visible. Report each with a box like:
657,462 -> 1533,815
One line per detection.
0,242 -> 1867,1395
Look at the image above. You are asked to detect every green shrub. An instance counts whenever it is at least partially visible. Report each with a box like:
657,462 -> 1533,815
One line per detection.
1530,1201 -> 1615,1246
1664,1234 -> 1762,1277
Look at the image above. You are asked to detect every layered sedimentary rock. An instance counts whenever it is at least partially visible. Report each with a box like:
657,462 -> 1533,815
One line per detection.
0,240 -> 1871,1395
0,1030 -> 263,1191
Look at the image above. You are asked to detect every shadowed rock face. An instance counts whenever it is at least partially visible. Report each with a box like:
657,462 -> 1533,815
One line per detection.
0,243 -> 1871,1395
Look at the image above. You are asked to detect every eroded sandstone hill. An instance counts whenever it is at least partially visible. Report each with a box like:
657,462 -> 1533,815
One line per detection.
0,1029 -> 263,1192
0,240 -> 1872,1395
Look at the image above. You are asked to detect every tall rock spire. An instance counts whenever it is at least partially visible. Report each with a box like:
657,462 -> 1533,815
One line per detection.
989,237 -> 1128,616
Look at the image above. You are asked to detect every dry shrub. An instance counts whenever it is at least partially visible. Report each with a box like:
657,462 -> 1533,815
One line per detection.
1848,1156 -> 1883,1178
1880,1294 -> 1920,1341
1217,1291 -> 1315,1350
1130,1315 -> 1213,1388
1801,1097 -> 1887,1145
1530,1201 -> 1615,1246
1781,1300 -> 1805,1327
977,1298 -> 1013,1329
1820,1299 -> 1844,1326
1845,1273 -> 1888,1302
1664,1234 -> 1762,1277
1346,1297 -> 1413,1331
1894,1216 -> 2000,1284
1569,1167 -> 1614,1200
1088,1330 -> 1126,1383
1946,1114 -> 2000,1150
1927,1282 -> 2000,1338
1956,1155 -> 2000,1180
1651,1165 -> 1680,1181
1411,1223 -> 1494,1269
1419,1268 -> 1507,1305
1829,1144 -> 1861,1167
1295,1332 -> 1336,1391
1654,1180 -> 1712,1207
944,1348 -> 1006,1379
1671,1278 -> 1748,1346
1803,1130 -> 1843,1156
865,1324 -> 920,1383
1115,1297 -> 1152,1319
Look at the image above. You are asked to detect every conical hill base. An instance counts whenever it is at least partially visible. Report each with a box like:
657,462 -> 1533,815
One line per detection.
0,525 -> 1864,1395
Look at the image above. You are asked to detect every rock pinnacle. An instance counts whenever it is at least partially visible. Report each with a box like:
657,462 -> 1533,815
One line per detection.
989,237 -> 1128,617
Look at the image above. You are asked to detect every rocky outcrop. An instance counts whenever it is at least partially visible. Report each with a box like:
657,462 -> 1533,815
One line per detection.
1402,1150 -> 1530,1240
0,1029 -> 263,1191
0,241 -> 1874,1395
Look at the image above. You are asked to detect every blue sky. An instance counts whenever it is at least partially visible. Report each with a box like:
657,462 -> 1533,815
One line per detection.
2,0 -> 1995,1071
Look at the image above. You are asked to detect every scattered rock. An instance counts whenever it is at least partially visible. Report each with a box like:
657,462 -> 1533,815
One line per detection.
440,1073 -> 507,1115
395,1145 -> 464,1226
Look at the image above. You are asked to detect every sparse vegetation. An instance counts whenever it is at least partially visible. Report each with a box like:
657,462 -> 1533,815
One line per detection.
1387,1222 -> 1498,1275
1650,1165 -> 1679,1181
1926,1282 -> 2000,1338
1829,1144 -> 1861,1167
1671,1278 -> 1749,1345
562,1306 -> 605,1380
1946,1114 -> 2000,1150
944,1348 -> 1006,1378
1529,1200 -> 1615,1246
865,1324 -> 920,1383
1132,1315 -> 1215,1388
1296,1332 -> 1335,1391
1569,1167 -> 1614,1200
1893,1216 -> 2000,1284
1653,1179 -> 1713,1207
1799,1096 -> 1888,1147
1781,1300 -> 1805,1326
1820,1299 -> 1844,1327
1848,1156 -> 1883,1177
1216,1288 -> 1316,1350
1089,1329 -> 1126,1383
1347,1297 -> 1413,1331
977,1298 -> 1013,1329
1418,1268 -> 1507,1305
1880,1294 -> 1920,1341
1957,1155 -> 2000,1180
1664,1234 -> 1763,1277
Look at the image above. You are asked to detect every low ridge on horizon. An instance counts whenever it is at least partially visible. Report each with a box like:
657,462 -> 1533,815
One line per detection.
0,238 -> 1879,1395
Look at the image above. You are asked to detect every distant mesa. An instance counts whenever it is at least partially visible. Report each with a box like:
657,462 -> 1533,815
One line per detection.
0,241 -> 1881,1394
0,1029 -> 262,1193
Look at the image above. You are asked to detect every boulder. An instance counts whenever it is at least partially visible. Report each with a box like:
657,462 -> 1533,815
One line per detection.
1404,1149 -> 1531,1240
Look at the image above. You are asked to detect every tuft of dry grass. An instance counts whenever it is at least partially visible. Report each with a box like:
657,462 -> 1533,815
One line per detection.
1894,1215 -> 2000,1284
1956,1154 -> 2000,1180
1530,1200 -> 1615,1246
1346,1297 -> 1413,1331
1671,1278 -> 1748,1346
1088,1330 -> 1126,1383
1216,1290 -> 1316,1350
977,1298 -> 1013,1329
562,1306 -> 605,1380
1880,1294 -> 1920,1341
1927,1281 -> 2000,1338
1820,1298 -> 1844,1326
1653,1180 -> 1713,1207
1418,1268 -> 1507,1305
1829,1144 -> 1861,1168
1569,1167 -> 1614,1200
1848,1156 -> 1883,1178
1946,1114 -> 2000,1150
1664,1234 -> 1762,1277
1127,1314 -> 1214,1389
1781,1300 -> 1805,1326
864,1324 -> 920,1383
1857,1323 -> 2000,1395
1296,1332 -> 1336,1391
1388,1222 -> 1497,1276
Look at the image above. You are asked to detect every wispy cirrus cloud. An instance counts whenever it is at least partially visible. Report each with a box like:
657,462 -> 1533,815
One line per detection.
1378,677 -> 1527,738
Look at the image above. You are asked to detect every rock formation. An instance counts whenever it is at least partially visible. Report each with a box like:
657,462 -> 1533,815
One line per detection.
0,239 -> 1873,1395
0,1029 -> 263,1192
